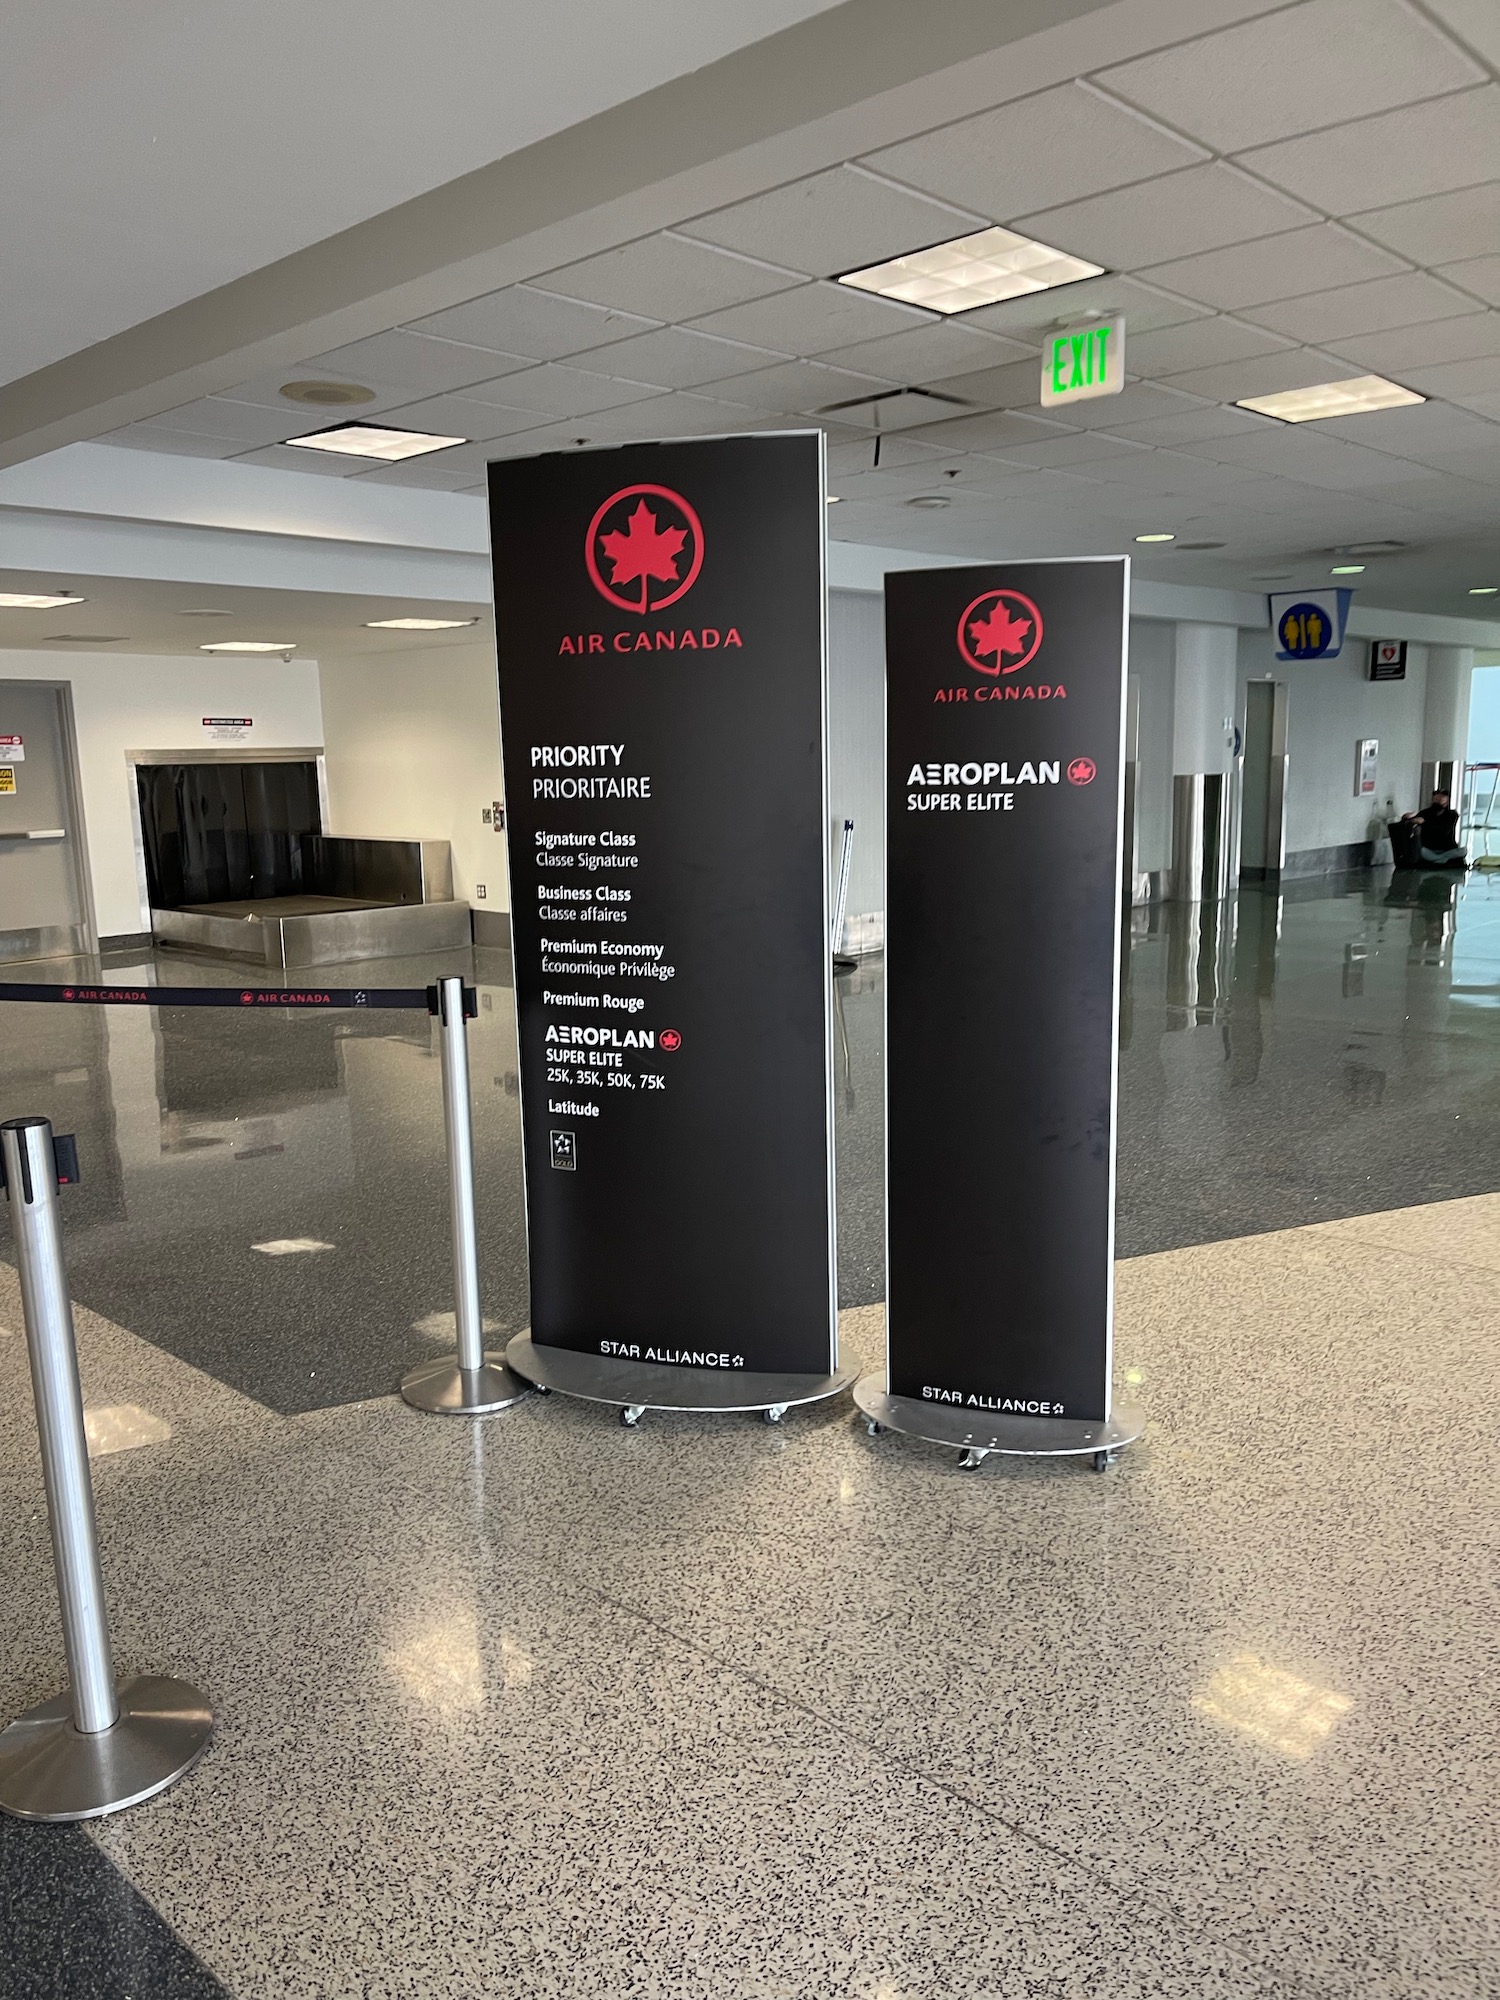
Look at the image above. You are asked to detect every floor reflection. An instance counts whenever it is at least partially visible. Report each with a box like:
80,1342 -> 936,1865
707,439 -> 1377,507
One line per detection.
0,872 -> 1498,1408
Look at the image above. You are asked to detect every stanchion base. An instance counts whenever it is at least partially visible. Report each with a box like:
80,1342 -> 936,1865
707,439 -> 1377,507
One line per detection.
853,1377 -> 1145,1470
0,1674 -> 212,1823
400,1353 -> 532,1415
504,1334 -> 855,1423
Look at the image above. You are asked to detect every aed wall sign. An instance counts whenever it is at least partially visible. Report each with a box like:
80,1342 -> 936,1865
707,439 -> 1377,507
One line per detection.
1040,315 -> 1124,408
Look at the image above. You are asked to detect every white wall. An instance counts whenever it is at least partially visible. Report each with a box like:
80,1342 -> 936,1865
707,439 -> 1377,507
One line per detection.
318,640 -> 507,914
1236,631 -> 1428,855
0,649 -> 323,938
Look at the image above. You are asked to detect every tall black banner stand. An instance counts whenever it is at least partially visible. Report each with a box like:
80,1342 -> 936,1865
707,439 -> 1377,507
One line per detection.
854,558 -> 1144,1471
489,433 -> 851,1427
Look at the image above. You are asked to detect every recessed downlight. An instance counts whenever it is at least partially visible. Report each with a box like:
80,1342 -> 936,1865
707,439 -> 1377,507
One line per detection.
279,381 -> 377,407
839,226 -> 1103,316
199,641 -> 296,654
1330,564 -> 1365,574
0,591 -> 85,609
907,494 -> 951,509
285,423 -> 464,462
826,494 -> 842,504
364,617 -> 480,631
1134,533 -> 1175,544
176,607 -> 235,618
1471,586 -> 1498,596
1236,375 -> 1423,423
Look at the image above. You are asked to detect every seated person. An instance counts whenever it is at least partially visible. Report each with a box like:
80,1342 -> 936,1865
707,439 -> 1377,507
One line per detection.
1402,790 -> 1467,868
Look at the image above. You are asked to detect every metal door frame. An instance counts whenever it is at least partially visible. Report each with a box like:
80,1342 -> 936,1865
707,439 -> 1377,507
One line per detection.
0,679 -> 98,959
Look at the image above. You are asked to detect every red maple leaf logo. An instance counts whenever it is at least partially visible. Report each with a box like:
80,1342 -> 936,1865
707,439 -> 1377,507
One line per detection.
599,500 -> 687,613
969,600 -> 1031,667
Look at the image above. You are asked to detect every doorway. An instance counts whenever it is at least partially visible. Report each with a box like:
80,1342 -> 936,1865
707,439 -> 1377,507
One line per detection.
1240,680 -> 1289,881
0,681 -> 94,962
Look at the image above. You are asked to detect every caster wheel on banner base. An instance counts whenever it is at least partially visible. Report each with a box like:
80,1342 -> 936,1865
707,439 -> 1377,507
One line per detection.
761,1404 -> 787,1426
957,1447 -> 989,1471
620,1405 -> 645,1428
864,1417 -> 885,1437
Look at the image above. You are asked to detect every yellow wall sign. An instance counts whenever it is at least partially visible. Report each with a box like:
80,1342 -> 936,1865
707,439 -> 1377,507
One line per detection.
0,766 -> 15,793
1040,315 -> 1125,408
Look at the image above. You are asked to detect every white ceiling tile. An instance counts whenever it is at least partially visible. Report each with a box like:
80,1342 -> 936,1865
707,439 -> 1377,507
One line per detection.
1126,317 -> 1294,378
1439,256 -> 1500,307
1319,311 -> 1500,374
988,432 -> 1151,469
1095,0 -> 1483,151
1244,272 -> 1482,344
860,81 -> 1208,223
1236,85 -> 1500,215
686,281 -> 931,354
1175,428 -> 1444,488
1351,183 -> 1500,264
1419,0 -> 1500,68
564,325 -> 788,388
693,359 -> 890,414
210,367 -> 415,417
923,357 -> 1046,409
536,232 -> 800,321
1156,348 -> 1352,400
1140,226 -> 1410,311
365,394 -> 553,441
511,393 -> 762,443
1387,444 -> 1500,483
102,424 -> 240,459
1040,383 -> 1214,430
1104,406 -> 1280,445
149,398 -> 324,445
1064,449 -> 1264,491
460,366 -> 671,419
405,285 -> 657,358
1398,352 -> 1500,397
679,167 -> 979,278
304,329 -> 523,395
1017,165 -> 1317,271
814,322 -> 1032,380
827,435 -> 946,475
957,273 -> 1208,340
352,447 -> 496,491
1309,401 -> 1499,453
229,444 -> 368,477
900,409 -> 1068,452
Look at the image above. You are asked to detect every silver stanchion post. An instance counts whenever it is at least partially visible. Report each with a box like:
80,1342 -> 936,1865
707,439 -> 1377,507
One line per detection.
401,978 -> 530,1415
832,818 -> 857,970
0,1116 -> 211,1822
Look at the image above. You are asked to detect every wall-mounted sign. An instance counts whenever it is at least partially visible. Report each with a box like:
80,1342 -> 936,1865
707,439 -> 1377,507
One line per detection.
0,734 -> 24,762
1369,639 -> 1407,681
884,557 -> 1129,1421
488,432 -> 837,1377
1356,737 -> 1379,796
1040,315 -> 1125,409
202,717 -> 253,741
1269,588 -> 1353,661
0,768 -> 15,794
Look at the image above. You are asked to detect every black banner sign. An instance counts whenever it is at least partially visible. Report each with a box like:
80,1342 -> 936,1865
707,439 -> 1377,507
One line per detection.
884,560 -> 1128,1422
0,983 -> 436,1010
489,433 -> 835,1375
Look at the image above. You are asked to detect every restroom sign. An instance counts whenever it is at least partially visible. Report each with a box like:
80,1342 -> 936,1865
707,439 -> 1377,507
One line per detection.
1040,316 -> 1125,408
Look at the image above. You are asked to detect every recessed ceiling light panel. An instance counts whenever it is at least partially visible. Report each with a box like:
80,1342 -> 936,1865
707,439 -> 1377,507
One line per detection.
0,591 -> 85,609
1236,375 -> 1423,423
286,424 -> 465,462
1134,533 -> 1175,544
1330,564 -> 1365,574
199,641 -> 297,654
1471,586 -> 1498,596
838,227 -> 1103,316
364,617 -> 480,631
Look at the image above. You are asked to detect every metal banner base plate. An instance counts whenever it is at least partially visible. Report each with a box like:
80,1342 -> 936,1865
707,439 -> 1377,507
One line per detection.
505,1334 -> 855,1425
853,1377 -> 1145,1470
0,1674 -> 212,1822
400,1354 -> 532,1415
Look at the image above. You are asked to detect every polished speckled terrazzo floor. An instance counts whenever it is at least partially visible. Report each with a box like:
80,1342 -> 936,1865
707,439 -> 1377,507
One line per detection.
1,873 -> 1498,1997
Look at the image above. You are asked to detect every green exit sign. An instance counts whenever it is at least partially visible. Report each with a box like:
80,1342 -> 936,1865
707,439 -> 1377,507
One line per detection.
1041,315 -> 1125,408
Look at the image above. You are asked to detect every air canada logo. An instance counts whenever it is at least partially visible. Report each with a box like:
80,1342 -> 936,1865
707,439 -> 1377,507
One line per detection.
957,588 -> 1043,676
586,484 -> 704,615
1067,757 -> 1096,786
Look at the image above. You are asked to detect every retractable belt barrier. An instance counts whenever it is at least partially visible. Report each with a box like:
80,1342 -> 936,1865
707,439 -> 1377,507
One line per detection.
0,973 -> 530,1824
0,981 -> 463,1012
